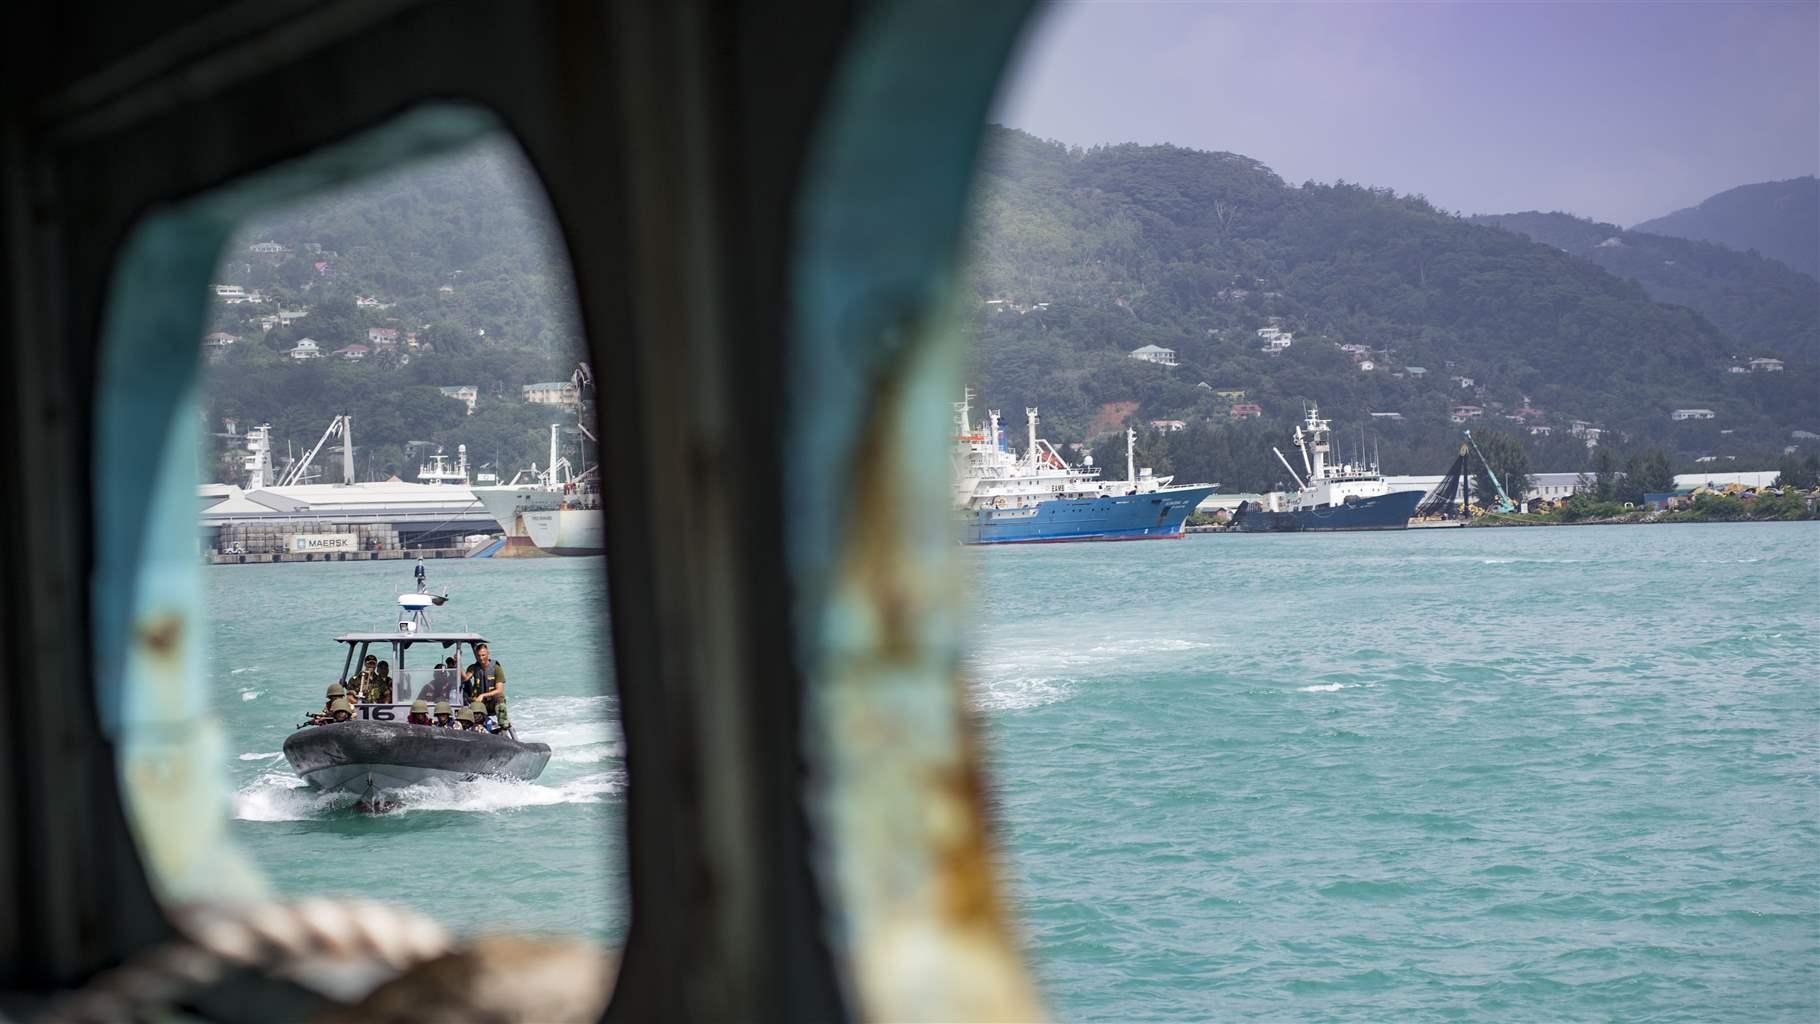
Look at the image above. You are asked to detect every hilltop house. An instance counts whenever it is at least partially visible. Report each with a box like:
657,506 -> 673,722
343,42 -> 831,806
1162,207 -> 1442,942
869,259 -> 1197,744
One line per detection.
367,326 -> 399,347
1670,408 -> 1716,421
1129,344 -> 1177,367
288,338 -> 322,361
1450,404 -> 1483,423
1256,326 -> 1292,351
1405,366 -> 1428,378
523,380 -> 581,408
440,385 -> 479,414
1214,388 -> 1247,400
1368,411 -> 1403,421
333,343 -> 369,362
1230,403 -> 1263,420
201,331 -> 238,350
247,240 -> 286,255
1749,357 -> 1784,372
1149,419 -> 1187,432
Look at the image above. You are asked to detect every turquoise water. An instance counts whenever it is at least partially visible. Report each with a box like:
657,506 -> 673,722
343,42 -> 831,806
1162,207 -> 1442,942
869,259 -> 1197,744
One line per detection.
212,523 -> 1819,1021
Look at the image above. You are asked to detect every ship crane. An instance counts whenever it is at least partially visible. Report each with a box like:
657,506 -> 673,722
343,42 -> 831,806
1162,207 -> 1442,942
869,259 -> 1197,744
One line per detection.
1464,430 -> 1517,512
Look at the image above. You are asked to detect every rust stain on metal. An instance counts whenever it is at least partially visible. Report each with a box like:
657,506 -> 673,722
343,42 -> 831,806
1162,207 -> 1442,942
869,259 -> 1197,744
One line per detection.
136,612 -> 185,663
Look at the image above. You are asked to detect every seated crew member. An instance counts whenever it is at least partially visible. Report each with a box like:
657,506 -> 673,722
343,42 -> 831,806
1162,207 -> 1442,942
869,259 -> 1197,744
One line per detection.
323,681 -> 346,712
453,705 -> 475,731
425,658 -> 456,702
432,700 -> 454,728
369,661 -> 395,704
326,697 -> 354,724
473,705 -> 502,738
461,643 -> 506,716
492,699 -> 511,736
407,699 -> 432,725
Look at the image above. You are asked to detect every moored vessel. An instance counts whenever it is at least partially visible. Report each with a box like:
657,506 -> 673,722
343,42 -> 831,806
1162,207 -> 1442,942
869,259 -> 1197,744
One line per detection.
1232,405 -> 1424,532
953,392 -> 1217,544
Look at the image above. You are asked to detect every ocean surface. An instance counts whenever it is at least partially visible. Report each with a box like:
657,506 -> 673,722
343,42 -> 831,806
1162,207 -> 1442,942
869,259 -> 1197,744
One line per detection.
212,523 -> 1819,1021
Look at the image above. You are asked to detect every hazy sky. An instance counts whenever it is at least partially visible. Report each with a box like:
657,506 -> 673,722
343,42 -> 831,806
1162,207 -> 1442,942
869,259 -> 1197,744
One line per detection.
995,1 -> 1820,226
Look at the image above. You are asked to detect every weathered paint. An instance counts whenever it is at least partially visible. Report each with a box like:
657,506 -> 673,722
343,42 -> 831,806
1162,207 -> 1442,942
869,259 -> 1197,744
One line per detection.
792,1 -> 1045,1018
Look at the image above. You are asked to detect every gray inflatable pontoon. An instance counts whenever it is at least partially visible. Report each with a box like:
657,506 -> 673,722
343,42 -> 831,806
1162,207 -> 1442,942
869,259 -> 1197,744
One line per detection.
283,720 -> 552,795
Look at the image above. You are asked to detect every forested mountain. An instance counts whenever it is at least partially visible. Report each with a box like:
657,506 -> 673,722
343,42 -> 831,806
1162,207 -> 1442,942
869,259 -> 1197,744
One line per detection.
200,138 -> 590,484
1632,177 -> 1819,278
1468,211 -> 1819,363
963,128 -> 1817,491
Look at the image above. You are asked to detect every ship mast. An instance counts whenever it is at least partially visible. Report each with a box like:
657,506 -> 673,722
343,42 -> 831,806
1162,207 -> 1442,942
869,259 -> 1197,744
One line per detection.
1025,408 -> 1039,468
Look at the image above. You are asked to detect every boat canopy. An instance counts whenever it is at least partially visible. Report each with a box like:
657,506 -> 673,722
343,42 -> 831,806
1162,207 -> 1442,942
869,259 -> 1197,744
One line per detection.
334,631 -> 486,645
330,631 -> 490,702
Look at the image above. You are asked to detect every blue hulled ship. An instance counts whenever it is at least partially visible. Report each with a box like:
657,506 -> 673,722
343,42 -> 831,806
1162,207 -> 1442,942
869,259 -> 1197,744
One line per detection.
952,394 -> 1217,545
1231,405 -> 1425,533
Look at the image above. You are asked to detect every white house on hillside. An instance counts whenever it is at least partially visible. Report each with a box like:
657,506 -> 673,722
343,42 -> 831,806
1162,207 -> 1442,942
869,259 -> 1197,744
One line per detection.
1670,408 -> 1716,421
1129,344 -> 1177,367
288,338 -> 322,361
1749,357 -> 1784,372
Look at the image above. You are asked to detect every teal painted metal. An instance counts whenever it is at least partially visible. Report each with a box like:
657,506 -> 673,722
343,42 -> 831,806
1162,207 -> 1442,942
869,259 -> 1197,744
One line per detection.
89,105 -> 500,900
1464,430 -> 1516,512
789,1 -> 1046,1019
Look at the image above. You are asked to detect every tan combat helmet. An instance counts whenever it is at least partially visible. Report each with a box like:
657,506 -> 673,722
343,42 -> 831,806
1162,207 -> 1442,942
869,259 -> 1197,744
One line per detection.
411,699 -> 429,714
433,700 -> 452,717
328,697 -> 353,717
454,706 -> 473,723
326,682 -> 346,698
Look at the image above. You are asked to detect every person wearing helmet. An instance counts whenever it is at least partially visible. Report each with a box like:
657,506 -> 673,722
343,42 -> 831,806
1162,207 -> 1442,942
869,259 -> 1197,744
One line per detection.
493,699 -> 511,737
432,700 -> 454,728
323,681 -> 346,712
407,698 -> 431,725
327,697 -> 354,724
471,703 -> 499,734
454,705 -> 474,730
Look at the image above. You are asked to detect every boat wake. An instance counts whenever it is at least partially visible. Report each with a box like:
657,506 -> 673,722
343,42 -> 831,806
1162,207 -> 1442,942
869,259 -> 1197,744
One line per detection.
970,675 -> 1073,712
233,768 -> 626,821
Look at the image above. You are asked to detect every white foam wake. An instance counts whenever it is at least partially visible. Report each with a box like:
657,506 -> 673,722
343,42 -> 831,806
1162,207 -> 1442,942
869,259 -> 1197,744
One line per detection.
232,768 -> 627,821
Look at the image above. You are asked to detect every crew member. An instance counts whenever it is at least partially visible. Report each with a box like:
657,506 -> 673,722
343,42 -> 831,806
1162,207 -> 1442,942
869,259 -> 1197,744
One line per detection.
326,697 -> 353,724
471,703 -> 498,734
493,699 -> 511,737
454,705 -> 475,731
432,700 -> 454,728
407,699 -> 432,725
414,557 -> 427,592
461,643 -> 506,715
426,658 -> 457,702
352,654 -> 379,702
323,682 -> 346,712
368,660 -> 396,704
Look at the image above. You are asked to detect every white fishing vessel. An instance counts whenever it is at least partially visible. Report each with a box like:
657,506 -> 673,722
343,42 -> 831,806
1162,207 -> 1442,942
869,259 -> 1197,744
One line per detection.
952,392 -> 1216,543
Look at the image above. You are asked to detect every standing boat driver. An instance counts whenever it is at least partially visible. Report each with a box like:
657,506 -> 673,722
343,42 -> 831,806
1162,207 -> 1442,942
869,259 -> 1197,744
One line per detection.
407,699 -> 432,725
352,654 -> 379,703
461,643 -> 506,716
432,700 -> 454,728
425,657 -> 457,702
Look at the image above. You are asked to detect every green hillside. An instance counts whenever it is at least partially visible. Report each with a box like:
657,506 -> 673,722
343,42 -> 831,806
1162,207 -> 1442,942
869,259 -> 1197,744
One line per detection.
964,128 -> 1817,489
199,139 -> 590,484
1469,211 -> 1818,364
1633,176 -> 1819,279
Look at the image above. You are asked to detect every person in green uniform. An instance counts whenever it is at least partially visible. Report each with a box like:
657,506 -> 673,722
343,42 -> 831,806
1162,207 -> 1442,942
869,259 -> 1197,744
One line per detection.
493,699 -> 511,736
323,682 -> 346,712
352,654 -> 378,703
454,705 -> 475,731
461,643 -> 506,715
369,660 -> 395,704
407,699 -> 431,725
432,700 -> 454,728
326,697 -> 353,723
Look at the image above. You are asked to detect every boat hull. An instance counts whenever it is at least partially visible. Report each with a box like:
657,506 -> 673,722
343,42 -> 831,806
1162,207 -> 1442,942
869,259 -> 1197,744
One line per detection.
283,720 -> 551,794
1232,489 -> 1425,532
522,508 -> 604,555
960,485 -> 1217,544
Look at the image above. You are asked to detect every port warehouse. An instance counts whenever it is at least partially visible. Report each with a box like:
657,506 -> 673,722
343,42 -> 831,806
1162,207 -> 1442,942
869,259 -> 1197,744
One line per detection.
200,479 -> 499,557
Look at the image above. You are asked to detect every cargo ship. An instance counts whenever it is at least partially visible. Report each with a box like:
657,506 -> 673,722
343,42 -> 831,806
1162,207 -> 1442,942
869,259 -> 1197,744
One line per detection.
953,392 -> 1216,544
1231,405 -> 1424,532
